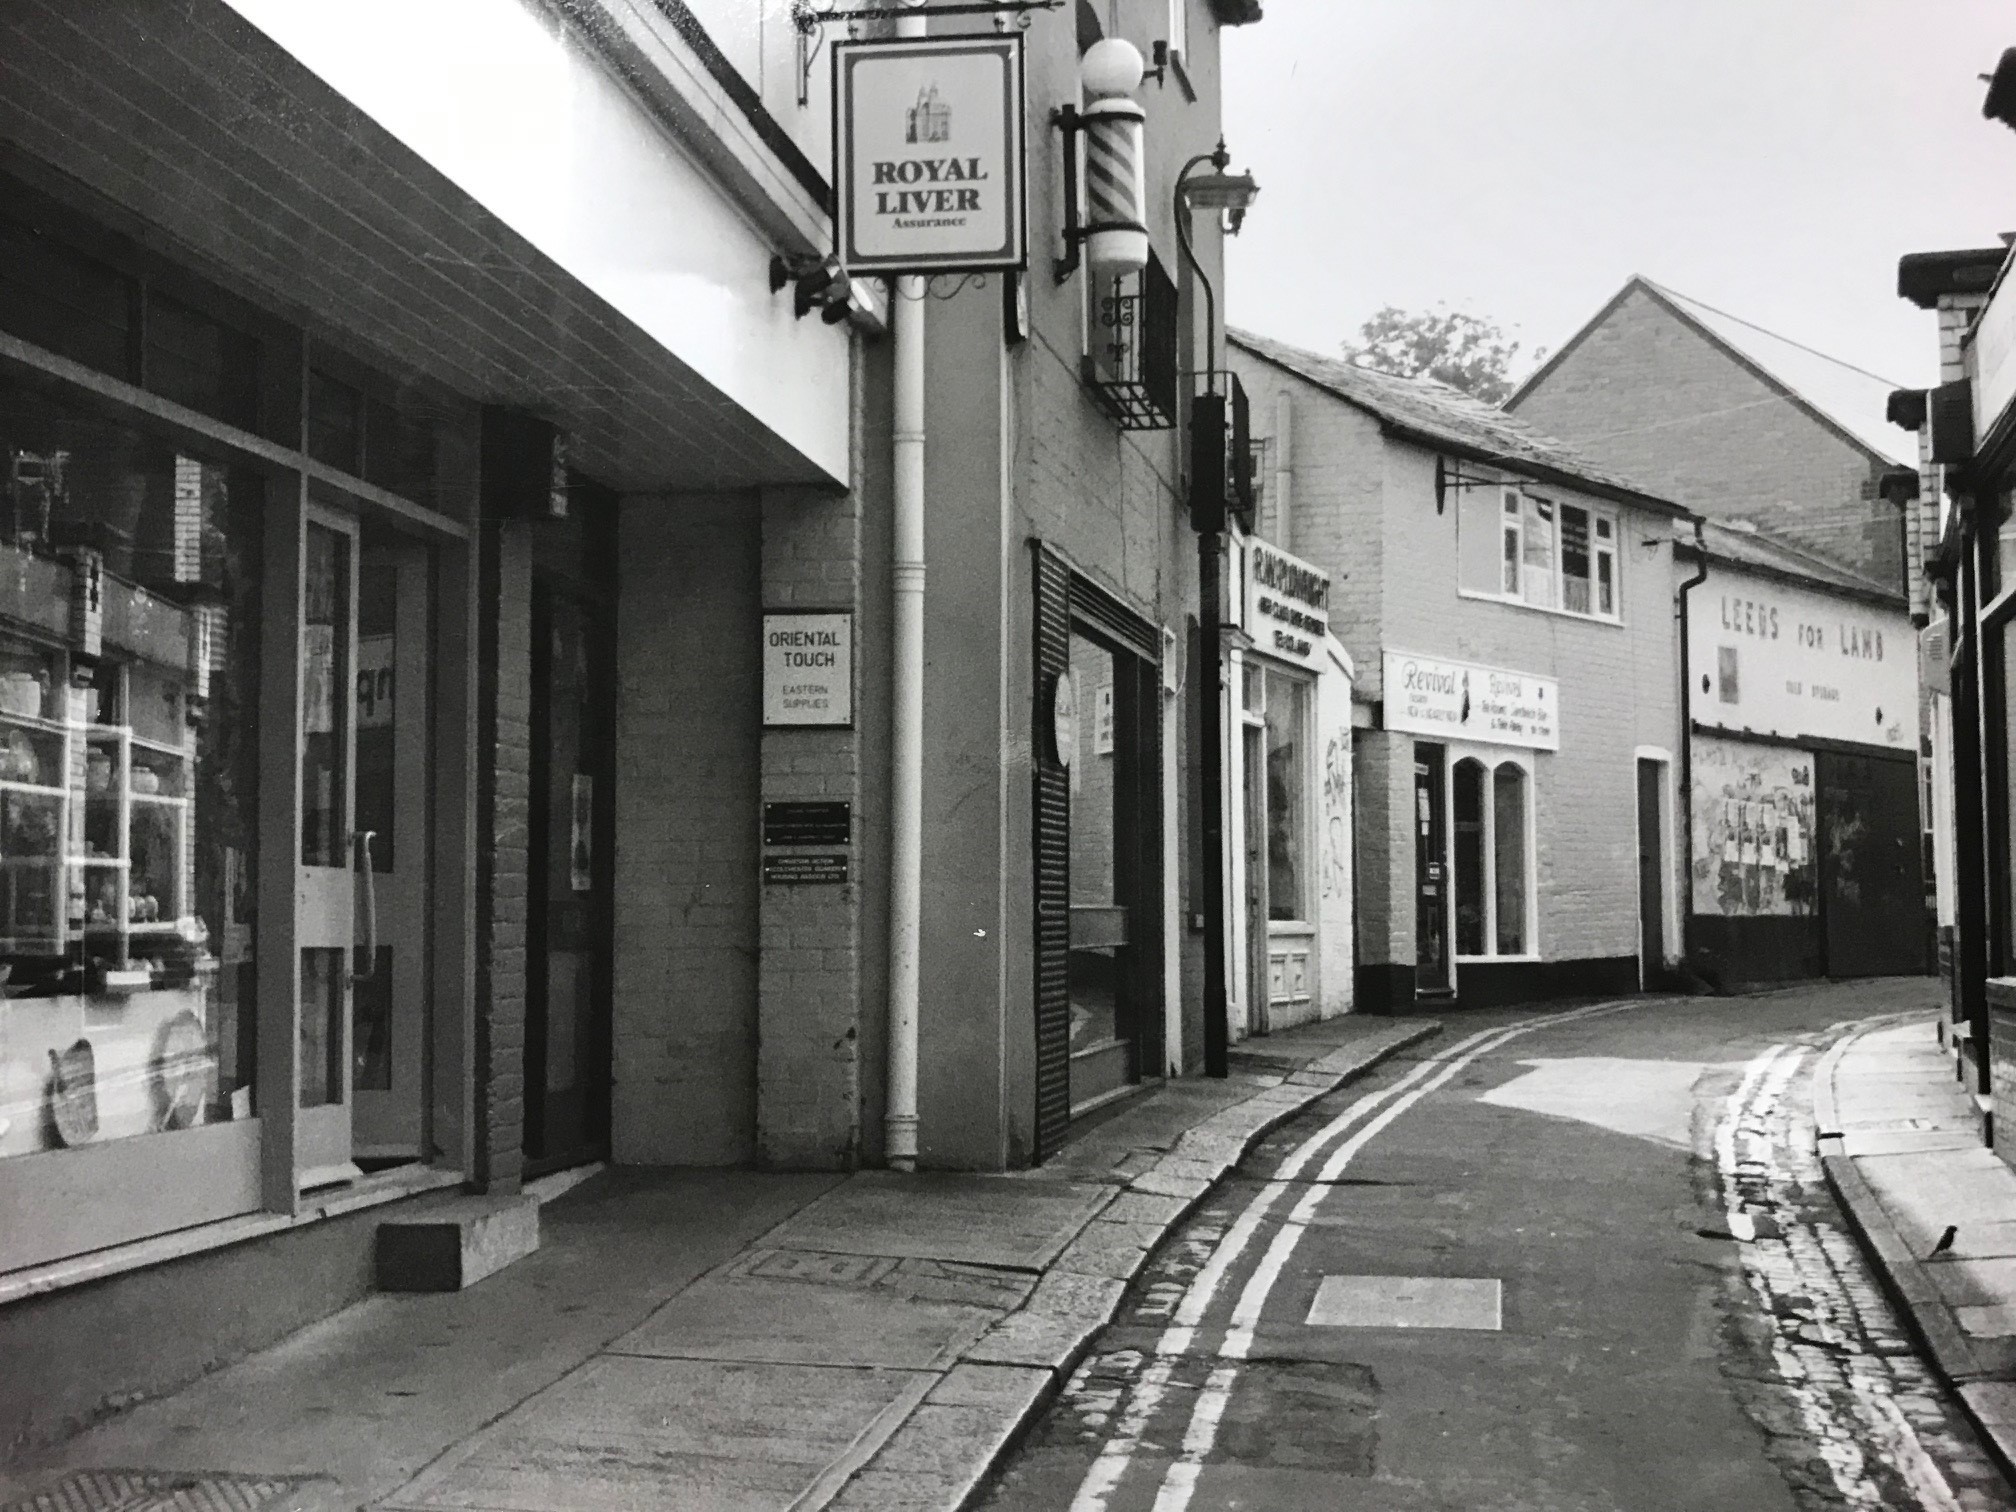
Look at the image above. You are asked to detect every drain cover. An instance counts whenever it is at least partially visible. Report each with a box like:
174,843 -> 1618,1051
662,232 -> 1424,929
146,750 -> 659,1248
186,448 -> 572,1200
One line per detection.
2,1471 -> 308,1512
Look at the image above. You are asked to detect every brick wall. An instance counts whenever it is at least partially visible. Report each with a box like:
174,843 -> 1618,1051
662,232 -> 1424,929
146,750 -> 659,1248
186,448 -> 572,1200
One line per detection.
1510,284 -> 1903,591
611,494 -> 762,1165
473,522 -> 531,1191
757,484 -> 864,1169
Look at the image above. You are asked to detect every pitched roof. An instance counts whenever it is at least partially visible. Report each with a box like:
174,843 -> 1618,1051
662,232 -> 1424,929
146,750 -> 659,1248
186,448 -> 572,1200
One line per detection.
1686,519 -> 1904,609
1227,328 -> 1685,516
1512,276 -> 1914,469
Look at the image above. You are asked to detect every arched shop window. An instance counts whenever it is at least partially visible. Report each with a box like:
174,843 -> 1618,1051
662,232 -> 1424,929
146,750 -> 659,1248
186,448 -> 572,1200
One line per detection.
1451,752 -> 1533,959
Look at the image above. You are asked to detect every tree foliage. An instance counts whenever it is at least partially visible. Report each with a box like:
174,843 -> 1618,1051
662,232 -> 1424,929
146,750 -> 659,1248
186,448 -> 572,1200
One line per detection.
1340,305 -> 1542,406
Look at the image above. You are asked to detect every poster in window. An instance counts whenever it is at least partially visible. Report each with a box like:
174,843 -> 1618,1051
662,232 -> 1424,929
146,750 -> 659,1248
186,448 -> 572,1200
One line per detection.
1094,685 -> 1114,756
1690,736 -> 1816,916
570,774 -> 593,893
302,623 -> 335,736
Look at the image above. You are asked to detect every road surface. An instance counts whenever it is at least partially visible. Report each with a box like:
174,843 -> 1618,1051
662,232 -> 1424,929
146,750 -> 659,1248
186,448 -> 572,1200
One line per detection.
979,984 -> 2013,1512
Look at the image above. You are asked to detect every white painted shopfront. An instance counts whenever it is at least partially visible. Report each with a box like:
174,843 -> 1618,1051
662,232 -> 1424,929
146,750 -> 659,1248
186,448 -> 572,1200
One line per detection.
1226,536 -> 1354,1035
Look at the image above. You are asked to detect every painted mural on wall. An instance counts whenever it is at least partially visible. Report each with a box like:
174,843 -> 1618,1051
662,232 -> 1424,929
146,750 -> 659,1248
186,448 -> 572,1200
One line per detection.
1690,735 -> 1817,917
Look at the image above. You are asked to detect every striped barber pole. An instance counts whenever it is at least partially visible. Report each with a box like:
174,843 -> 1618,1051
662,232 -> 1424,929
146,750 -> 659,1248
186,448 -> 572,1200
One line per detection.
1081,96 -> 1147,273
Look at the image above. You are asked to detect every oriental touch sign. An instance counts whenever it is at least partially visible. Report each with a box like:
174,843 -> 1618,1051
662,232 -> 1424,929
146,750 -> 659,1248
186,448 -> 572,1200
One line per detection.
835,35 -> 1026,275
1382,650 -> 1560,752
764,612 -> 852,727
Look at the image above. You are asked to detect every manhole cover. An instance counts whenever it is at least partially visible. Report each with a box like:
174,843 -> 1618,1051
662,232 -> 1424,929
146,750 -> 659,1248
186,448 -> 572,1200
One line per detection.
2,1471 -> 309,1512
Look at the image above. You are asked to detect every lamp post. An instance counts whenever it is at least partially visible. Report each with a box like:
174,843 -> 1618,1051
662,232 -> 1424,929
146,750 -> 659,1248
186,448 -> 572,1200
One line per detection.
1175,141 -> 1258,1079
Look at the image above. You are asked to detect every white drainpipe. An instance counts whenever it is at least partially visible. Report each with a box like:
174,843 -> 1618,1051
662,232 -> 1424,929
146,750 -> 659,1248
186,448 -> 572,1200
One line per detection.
1272,391 -> 1294,550
884,10 -> 927,1172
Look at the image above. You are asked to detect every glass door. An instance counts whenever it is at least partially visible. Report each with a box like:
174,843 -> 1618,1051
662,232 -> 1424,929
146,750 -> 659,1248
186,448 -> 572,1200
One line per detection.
295,507 -> 360,1187
353,536 -> 431,1160
524,582 -> 612,1171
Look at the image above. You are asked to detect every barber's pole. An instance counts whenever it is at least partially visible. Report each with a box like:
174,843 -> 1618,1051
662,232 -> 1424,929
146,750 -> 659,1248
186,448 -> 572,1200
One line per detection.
1078,40 -> 1148,275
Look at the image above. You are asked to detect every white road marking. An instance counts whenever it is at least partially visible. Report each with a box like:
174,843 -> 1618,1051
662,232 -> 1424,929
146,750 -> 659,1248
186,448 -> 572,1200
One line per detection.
1718,1037 -> 1971,1512
1131,997 -> 1646,1512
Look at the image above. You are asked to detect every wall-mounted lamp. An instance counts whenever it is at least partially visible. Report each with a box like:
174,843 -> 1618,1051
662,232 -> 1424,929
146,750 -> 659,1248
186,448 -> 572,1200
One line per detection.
770,253 -> 858,325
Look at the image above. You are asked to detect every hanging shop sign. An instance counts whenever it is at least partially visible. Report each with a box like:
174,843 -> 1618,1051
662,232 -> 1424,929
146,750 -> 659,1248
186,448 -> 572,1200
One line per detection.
1382,650 -> 1559,752
834,35 -> 1027,275
1688,570 -> 1916,750
763,612 -> 852,727
1243,540 -> 1331,672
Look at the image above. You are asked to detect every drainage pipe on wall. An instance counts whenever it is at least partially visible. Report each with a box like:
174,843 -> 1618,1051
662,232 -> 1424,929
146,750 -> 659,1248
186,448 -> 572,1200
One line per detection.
1272,391 -> 1294,551
884,11 -> 927,1173
1675,516 -> 1709,981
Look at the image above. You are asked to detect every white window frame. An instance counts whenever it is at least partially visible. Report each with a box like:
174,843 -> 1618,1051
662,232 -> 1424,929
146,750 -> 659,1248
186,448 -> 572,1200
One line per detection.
1466,486 -> 1623,626
1448,746 -> 1539,962
1167,0 -> 1189,63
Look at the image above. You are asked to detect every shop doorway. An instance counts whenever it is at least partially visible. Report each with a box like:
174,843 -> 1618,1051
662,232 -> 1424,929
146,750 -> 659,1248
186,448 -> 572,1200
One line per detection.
1414,743 -> 1452,996
523,521 -> 615,1175
352,535 -> 432,1160
1818,750 -> 1925,978
1637,757 -> 1666,989
1031,548 -> 1163,1157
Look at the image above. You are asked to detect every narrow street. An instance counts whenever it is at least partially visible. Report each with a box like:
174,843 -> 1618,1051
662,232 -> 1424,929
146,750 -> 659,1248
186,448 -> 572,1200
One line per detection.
980,984 -> 2015,1512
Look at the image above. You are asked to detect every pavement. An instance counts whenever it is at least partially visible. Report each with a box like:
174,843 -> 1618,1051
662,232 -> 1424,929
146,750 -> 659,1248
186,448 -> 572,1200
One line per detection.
1819,1007 -> 2016,1486
0,1013 -> 1437,1512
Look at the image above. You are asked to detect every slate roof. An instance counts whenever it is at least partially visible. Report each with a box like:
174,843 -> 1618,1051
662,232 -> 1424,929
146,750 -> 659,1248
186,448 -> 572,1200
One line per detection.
1228,328 -> 1686,516
1687,519 -> 1904,609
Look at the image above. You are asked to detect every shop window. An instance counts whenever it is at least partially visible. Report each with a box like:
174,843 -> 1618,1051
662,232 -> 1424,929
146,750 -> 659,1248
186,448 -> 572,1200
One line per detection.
1462,486 -> 1620,622
0,220 -> 135,381
1263,668 -> 1308,922
1450,751 -> 1533,958
0,377 -> 261,1162
145,292 -> 259,434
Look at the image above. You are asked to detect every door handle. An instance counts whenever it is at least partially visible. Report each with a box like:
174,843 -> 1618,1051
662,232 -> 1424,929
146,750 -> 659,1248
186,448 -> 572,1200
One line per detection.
352,830 -> 378,984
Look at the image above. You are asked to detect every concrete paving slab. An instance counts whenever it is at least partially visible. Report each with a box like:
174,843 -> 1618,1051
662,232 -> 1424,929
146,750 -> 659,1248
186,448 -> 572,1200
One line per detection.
1052,1219 -> 1159,1280
1022,1268 -> 1126,1322
1956,1305 -> 2016,1339
963,1309 -> 1103,1372
1305,1274 -> 1504,1331
1127,1167 -> 1212,1201
1931,1221 -> 2016,1262
759,1173 -> 1111,1272
1100,1190 -> 1191,1228
1839,1128 -> 1984,1157
1929,1258 -> 2016,1309
378,1356 -> 930,1512
608,1273 -> 999,1370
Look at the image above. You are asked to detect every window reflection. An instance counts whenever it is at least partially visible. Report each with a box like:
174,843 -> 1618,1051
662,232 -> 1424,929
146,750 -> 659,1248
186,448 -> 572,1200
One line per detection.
0,380 -> 259,1159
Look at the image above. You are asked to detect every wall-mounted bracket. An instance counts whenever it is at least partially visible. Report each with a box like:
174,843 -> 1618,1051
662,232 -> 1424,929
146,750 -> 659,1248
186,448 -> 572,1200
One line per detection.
794,0 -> 1062,105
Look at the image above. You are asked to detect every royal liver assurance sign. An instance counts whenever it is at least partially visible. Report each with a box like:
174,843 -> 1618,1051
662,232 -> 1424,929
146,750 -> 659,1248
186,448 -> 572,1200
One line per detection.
834,35 -> 1027,275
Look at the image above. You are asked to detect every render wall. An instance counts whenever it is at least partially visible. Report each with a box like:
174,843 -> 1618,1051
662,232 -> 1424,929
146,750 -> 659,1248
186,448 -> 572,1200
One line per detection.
612,495 -> 762,1165
1510,285 -> 1902,592
1373,443 -> 1683,975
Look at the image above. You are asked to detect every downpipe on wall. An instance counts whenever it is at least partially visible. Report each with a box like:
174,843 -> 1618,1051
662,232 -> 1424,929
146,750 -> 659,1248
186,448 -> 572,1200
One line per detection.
1675,517 -> 1708,983
884,10 -> 927,1172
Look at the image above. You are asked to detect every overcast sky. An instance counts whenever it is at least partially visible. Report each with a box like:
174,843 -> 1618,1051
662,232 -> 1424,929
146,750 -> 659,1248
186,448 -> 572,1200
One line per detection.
1222,2 -> 2015,394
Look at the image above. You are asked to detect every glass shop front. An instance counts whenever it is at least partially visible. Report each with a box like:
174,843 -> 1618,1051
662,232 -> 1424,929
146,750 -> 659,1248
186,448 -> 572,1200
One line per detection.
0,192 -> 470,1276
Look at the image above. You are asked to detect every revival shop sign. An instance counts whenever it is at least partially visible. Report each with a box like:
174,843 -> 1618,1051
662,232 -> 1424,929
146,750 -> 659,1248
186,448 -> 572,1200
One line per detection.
834,35 -> 1027,275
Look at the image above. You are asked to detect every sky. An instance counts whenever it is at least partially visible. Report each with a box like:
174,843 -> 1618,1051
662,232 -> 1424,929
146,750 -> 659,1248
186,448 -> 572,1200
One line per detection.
1222,2 -> 2016,398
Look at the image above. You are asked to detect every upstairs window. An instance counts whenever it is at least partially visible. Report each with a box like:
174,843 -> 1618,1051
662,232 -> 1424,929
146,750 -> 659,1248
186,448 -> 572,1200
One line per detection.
1463,484 -> 1620,622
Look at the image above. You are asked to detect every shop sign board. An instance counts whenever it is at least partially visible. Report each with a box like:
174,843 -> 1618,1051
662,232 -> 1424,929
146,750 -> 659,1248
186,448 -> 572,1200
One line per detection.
1688,568 -> 1916,750
1972,260 -> 2016,442
1382,650 -> 1559,751
834,35 -> 1027,275
1244,539 -> 1331,672
763,612 -> 852,727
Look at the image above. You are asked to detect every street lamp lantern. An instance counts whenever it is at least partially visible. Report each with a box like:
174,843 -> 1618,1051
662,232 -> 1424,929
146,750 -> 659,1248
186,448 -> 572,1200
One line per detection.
1172,138 -> 1259,1080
